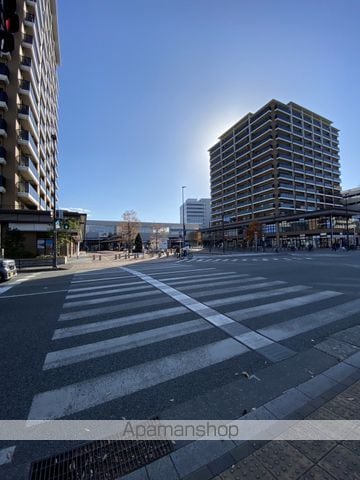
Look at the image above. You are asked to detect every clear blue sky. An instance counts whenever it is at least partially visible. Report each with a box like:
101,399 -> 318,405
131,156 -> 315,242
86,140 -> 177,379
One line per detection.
58,0 -> 360,222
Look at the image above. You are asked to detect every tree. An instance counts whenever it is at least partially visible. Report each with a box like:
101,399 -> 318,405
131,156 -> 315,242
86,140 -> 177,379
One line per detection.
134,233 -> 143,253
246,221 -> 262,246
119,210 -> 140,252
3,228 -> 27,258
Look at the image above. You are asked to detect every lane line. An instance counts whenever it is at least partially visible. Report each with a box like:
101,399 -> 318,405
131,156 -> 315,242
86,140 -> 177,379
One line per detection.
54,306 -> 188,339
258,298 -> 360,341
28,338 -> 249,420
227,291 -> 343,322
45,319 -> 211,369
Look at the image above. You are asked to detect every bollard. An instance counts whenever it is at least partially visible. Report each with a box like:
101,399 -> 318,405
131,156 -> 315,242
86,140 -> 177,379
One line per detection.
115,254 -> 117,260
98,255 -> 101,261
92,254 -> 96,261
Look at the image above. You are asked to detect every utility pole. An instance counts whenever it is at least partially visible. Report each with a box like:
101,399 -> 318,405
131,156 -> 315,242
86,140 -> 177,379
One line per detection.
182,186 -> 186,250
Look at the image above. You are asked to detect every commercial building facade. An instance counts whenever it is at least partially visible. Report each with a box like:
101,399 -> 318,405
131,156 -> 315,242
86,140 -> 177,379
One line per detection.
205,99 -> 357,248
85,220 -> 201,251
0,0 -> 60,257
180,198 -> 211,228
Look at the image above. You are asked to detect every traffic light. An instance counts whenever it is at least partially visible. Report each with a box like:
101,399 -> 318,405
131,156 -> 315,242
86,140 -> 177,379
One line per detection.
0,0 -> 19,53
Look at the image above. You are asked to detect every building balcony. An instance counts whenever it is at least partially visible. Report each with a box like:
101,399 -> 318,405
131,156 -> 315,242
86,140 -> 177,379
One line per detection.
17,181 -> 38,206
18,103 -> 39,139
0,90 -> 8,110
24,12 -> 35,28
0,118 -> 7,137
22,33 -> 34,50
0,63 -> 9,84
0,146 -> 6,165
20,55 -> 32,73
17,129 -> 39,163
0,174 -> 6,193
18,155 -> 39,183
19,79 -> 39,119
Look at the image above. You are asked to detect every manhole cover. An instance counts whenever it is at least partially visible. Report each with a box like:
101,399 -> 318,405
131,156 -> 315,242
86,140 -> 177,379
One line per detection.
29,438 -> 174,480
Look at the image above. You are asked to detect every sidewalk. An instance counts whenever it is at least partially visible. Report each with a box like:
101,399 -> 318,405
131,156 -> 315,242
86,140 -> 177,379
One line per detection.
121,346 -> 360,480
197,380 -> 360,480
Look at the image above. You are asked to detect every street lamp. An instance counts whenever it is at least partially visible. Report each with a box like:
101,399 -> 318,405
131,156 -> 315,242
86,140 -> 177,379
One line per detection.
345,194 -> 350,248
51,133 -> 57,269
182,186 -> 186,250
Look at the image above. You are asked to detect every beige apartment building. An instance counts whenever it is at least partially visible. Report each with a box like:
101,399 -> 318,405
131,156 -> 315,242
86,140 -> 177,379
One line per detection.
206,99 -> 358,248
0,0 -> 60,256
0,0 -> 60,212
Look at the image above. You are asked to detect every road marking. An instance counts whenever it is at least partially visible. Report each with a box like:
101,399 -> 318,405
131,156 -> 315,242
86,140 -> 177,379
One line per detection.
258,297 -> 360,341
206,285 -> 311,307
157,272 -> 238,282
28,339 -> 249,420
71,275 -> 135,285
58,297 -> 174,322
167,273 -> 241,287
63,289 -> 161,309
45,319 -> 211,369
141,267 -> 216,275
190,281 -> 286,299
0,289 -> 69,299
123,267 -> 296,361
54,306 -> 188,339
227,291 -> 342,322
68,280 -> 143,293
0,286 -> 12,295
0,445 -> 16,465
66,284 -> 151,300
178,276 -> 268,291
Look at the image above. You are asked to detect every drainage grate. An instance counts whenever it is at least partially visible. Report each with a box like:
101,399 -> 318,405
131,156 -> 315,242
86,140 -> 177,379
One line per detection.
29,437 -> 174,480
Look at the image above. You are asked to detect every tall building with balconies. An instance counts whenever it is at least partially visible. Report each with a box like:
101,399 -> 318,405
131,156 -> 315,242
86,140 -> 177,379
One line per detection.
209,99 -> 342,227
0,0 -> 60,213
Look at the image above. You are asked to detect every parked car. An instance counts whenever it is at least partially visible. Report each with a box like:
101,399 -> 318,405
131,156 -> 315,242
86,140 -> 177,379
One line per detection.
0,259 -> 17,282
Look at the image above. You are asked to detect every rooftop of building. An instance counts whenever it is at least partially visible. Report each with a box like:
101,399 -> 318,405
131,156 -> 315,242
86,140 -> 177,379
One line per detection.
209,99 -> 337,151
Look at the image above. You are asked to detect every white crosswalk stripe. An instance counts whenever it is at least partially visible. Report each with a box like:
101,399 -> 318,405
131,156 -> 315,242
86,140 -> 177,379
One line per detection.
45,319 -> 211,370
28,338 -> 248,420
181,256 -> 314,263
259,298 -> 360,341
206,285 -> 311,307
23,263 -> 359,427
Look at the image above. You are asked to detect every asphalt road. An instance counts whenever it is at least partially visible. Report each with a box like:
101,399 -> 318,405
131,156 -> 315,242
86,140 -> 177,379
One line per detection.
0,250 -> 360,479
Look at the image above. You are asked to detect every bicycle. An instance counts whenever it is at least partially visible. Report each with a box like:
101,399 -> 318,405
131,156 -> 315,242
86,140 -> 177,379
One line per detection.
179,251 -> 193,260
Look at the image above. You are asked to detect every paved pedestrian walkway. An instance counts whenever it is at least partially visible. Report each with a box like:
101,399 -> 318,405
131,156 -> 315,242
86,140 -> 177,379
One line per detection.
204,380 -> 360,480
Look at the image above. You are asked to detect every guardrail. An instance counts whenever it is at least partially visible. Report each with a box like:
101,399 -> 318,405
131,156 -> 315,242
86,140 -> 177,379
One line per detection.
15,257 -> 67,270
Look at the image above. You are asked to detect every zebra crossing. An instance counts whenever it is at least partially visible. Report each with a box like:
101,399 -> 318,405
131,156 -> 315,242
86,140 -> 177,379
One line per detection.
24,263 -> 360,425
179,255 -> 314,264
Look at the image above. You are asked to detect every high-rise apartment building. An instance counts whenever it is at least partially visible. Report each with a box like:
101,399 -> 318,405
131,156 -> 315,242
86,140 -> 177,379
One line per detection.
0,0 -> 60,213
209,99 -> 342,227
180,198 -> 211,227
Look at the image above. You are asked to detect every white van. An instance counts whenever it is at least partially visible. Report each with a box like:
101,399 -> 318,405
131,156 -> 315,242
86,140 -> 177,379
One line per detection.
0,259 -> 17,281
